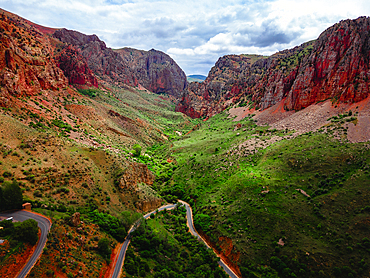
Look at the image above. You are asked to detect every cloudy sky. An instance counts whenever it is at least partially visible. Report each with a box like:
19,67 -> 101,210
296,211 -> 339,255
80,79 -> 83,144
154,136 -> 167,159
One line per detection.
1,0 -> 369,75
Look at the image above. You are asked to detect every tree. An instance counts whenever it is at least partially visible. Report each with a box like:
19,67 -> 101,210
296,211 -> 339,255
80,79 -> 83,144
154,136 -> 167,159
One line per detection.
1,180 -> 23,211
98,238 -> 111,259
0,187 -> 4,211
194,213 -> 211,232
15,219 -> 39,245
113,226 -> 127,242
0,219 -> 14,236
132,144 -> 142,157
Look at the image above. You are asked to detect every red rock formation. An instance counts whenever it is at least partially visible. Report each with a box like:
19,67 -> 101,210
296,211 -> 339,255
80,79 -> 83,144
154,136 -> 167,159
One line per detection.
118,162 -> 163,212
119,162 -> 155,189
56,45 -> 98,87
53,30 -> 187,98
115,48 -> 187,99
285,17 -> 370,110
53,28 -> 137,87
178,16 -> 370,118
0,10 -> 68,100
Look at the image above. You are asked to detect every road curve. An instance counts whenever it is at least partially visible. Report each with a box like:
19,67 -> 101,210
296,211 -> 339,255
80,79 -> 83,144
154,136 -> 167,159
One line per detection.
0,210 -> 52,278
111,204 -> 177,278
178,200 -> 240,278
111,202 -> 239,278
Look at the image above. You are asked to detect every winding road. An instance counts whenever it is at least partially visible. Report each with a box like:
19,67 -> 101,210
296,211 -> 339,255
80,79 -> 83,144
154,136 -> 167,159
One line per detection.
1,203 -> 237,278
110,201 -> 239,278
0,210 -> 51,278
178,201 -> 239,278
111,204 -> 177,278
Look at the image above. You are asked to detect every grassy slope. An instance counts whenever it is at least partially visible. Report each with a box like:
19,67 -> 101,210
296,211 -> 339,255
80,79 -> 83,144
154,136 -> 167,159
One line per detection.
0,84 -> 197,275
1,76 -> 369,277
0,84 -> 195,213
167,111 -> 370,277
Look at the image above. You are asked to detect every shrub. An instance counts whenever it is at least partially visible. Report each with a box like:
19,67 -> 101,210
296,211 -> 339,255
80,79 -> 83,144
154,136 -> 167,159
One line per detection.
1,180 -> 23,211
3,171 -> 12,177
132,144 -> 142,157
98,238 -> 111,259
15,219 -> 39,245
33,190 -> 42,197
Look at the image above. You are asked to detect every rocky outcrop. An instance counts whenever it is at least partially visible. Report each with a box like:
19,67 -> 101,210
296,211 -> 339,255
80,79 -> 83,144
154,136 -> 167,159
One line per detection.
56,45 -> 98,87
115,48 -> 187,98
0,9 -> 187,104
0,11 -> 68,100
119,162 -> 155,189
53,28 -> 137,86
70,212 -> 81,227
53,30 -> 187,98
284,17 -> 370,110
178,16 -> 370,118
135,198 -> 162,212
118,162 -> 162,212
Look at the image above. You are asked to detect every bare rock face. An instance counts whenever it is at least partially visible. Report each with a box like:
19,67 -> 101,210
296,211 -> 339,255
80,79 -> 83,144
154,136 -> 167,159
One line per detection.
0,10 -> 187,106
70,212 -> 81,227
56,45 -> 98,88
284,16 -> 370,110
0,11 -> 68,100
53,30 -> 187,99
135,198 -> 162,212
53,28 -> 136,86
118,162 -> 162,212
115,48 -> 187,99
119,162 -> 155,189
178,16 -> 370,118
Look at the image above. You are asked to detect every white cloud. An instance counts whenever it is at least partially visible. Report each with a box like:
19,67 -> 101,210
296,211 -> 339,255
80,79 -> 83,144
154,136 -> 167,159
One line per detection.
1,0 -> 370,75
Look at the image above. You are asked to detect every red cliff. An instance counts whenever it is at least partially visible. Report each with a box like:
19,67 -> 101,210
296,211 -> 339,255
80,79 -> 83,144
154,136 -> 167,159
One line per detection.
53,30 -> 187,98
56,45 -> 98,88
178,16 -> 370,118
0,10 -> 68,100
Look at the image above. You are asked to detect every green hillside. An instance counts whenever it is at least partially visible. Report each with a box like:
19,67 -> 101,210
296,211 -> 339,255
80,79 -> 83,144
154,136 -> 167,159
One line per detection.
153,111 -> 370,278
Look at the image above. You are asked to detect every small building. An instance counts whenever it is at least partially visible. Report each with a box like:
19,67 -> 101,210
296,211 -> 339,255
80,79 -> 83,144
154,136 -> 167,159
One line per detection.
22,203 -> 32,210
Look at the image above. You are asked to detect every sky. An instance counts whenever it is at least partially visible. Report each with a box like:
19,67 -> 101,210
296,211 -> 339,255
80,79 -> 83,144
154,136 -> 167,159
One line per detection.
1,1 -> 370,76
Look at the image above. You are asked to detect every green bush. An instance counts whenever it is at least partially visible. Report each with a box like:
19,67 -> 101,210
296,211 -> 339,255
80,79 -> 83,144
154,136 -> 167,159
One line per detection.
0,180 -> 23,211
15,219 -> 39,245
194,213 -> 211,232
132,144 -> 142,157
98,238 -> 111,259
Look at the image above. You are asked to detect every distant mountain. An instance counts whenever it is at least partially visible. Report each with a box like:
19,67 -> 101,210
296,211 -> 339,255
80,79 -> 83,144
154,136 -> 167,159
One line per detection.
177,16 -> 370,118
53,30 -> 187,99
187,75 -> 207,83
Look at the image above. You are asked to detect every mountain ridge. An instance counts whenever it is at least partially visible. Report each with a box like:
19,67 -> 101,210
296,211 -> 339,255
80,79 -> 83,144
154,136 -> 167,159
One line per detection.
177,16 -> 370,119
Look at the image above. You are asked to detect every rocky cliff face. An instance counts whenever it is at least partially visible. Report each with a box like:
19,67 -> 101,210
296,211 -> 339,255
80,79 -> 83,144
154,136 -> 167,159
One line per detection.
178,16 -> 370,118
53,29 -> 137,86
118,162 -> 163,212
114,48 -> 187,98
0,8 -> 187,106
53,29 -> 187,98
55,45 -> 98,88
0,11 -> 68,102
119,162 -> 155,189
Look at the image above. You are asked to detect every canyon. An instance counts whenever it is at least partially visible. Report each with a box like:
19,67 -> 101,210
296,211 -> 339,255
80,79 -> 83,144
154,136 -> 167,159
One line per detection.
0,7 -> 370,278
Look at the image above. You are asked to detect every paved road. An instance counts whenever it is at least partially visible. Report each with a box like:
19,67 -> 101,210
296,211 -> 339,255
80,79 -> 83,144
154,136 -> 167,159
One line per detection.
111,204 -> 177,278
179,200 -> 240,278
0,210 -> 51,278
111,202 -> 239,278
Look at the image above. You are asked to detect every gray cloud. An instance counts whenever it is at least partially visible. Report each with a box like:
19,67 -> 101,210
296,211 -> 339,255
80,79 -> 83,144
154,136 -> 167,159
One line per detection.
1,0 -> 369,75
235,19 -> 300,47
